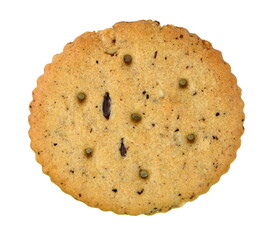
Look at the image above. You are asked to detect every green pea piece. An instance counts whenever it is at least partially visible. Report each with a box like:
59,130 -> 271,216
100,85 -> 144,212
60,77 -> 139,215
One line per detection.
179,78 -> 188,88
124,54 -> 132,64
187,133 -> 195,143
78,92 -> 86,102
85,148 -> 93,157
131,113 -> 142,123
139,170 -> 149,179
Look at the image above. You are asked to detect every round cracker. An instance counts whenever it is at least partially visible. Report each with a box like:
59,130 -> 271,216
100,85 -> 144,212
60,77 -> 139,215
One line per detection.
29,20 -> 244,215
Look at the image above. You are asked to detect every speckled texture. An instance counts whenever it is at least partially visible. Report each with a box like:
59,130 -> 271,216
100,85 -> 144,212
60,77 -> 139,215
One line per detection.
29,20 -> 244,215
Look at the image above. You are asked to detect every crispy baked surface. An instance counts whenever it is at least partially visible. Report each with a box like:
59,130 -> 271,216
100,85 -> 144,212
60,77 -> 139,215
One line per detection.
29,20 -> 244,215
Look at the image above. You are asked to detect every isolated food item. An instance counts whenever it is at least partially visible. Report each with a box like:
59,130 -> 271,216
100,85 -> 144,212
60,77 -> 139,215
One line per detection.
29,20 -> 244,215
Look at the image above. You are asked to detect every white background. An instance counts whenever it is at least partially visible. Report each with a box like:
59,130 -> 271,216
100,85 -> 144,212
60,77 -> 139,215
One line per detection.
1,0 -> 272,239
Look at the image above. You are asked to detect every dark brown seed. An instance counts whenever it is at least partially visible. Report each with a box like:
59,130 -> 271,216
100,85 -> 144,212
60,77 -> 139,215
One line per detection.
119,138 -> 127,157
102,92 -> 111,119
124,54 -> 132,64
187,134 -> 195,143
77,92 -> 86,102
179,79 -> 188,88
85,148 -> 93,157
131,113 -> 142,122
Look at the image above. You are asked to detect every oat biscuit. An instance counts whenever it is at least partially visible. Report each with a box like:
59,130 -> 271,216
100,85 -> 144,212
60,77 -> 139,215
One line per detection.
29,20 -> 244,215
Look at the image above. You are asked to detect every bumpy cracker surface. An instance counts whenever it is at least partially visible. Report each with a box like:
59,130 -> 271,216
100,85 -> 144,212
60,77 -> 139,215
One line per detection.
29,20 -> 244,215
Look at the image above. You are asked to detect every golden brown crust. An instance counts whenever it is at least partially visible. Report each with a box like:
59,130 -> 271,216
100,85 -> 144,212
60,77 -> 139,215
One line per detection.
29,20 -> 244,215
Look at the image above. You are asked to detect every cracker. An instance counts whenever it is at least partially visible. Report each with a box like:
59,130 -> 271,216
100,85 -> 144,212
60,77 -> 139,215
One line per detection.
29,20 -> 244,215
